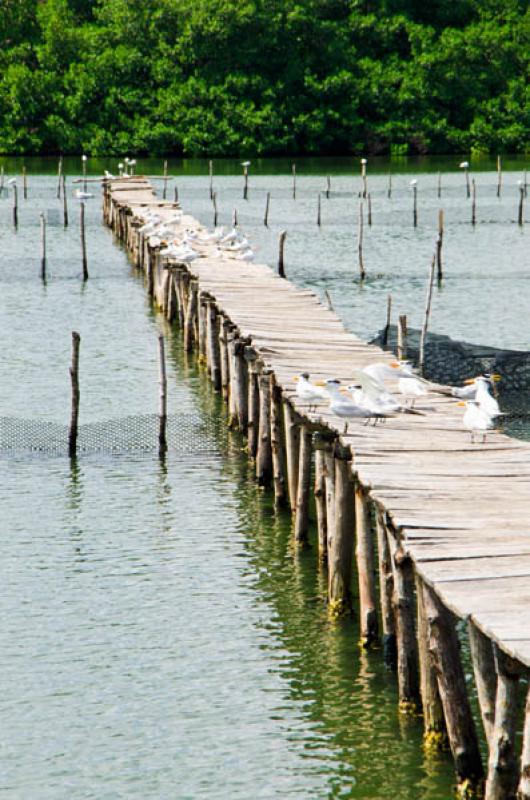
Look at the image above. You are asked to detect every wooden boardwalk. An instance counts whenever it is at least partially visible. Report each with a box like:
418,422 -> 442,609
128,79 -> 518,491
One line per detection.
106,177 -> 530,798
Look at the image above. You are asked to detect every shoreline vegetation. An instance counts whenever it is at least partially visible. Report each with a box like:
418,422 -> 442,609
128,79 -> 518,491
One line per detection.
1,1 -> 529,158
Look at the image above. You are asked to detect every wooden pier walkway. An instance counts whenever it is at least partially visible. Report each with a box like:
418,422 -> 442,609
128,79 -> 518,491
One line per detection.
105,177 -> 530,799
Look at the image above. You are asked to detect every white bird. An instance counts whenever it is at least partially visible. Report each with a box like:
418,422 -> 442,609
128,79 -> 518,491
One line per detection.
160,245 -> 199,263
294,373 -> 328,410
74,189 -> 94,199
7,178 -> 16,185
473,375 -> 501,417
397,364 -> 428,406
241,161 -> 251,167
459,400 -> 495,443
195,227 -> 225,244
221,237 -> 250,252
349,369 -> 401,410
237,249 -> 255,262
82,154 -> 87,162
459,161 -> 469,169
410,179 -> 417,187
104,170 -> 115,179
360,158 -> 367,165
220,227 -> 238,244
451,383 -> 477,400
321,379 -> 391,432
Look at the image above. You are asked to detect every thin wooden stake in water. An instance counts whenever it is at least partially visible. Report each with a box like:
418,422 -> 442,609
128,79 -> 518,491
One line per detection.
212,192 -> 218,227
264,192 -> 270,226
397,314 -> 407,361
62,174 -> 68,227
412,184 -> 418,227
326,175 -> 331,199
22,166 -> 28,200
367,193 -> 372,226
68,331 -> 81,459
12,182 -> 18,229
0,166 -> 4,196
208,159 -> 213,200
325,289 -> 334,312
317,193 -> 321,227
358,201 -> 365,280
158,334 -> 168,457
388,172 -> 392,199
361,158 -> 368,198
497,155 -> 502,198
232,208 -> 238,227
80,201 -> 88,281
82,155 -> 87,193
471,179 -> 477,226
243,165 -> 249,200
174,185 -> 179,203
436,209 -> 444,281
437,171 -> 442,199
524,168 -> 528,198
163,160 -> 168,199
518,181 -> 525,226
292,163 -> 296,199
464,165 -> 470,199
278,230 -> 287,278
57,156 -> 63,199
382,293 -> 392,346
419,254 -> 436,375
40,212 -> 47,282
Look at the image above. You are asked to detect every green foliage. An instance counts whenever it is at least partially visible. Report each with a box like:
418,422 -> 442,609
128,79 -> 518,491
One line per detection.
0,0 -> 528,155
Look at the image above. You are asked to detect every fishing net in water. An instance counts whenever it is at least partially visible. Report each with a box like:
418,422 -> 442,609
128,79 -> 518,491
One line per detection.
0,413 -> 220,455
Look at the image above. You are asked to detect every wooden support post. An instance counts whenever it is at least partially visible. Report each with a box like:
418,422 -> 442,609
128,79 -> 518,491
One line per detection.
292,163 -> 296,199
518,685 -> 530,800
388,172 -> 392,199
174,185 -> 179,203
328,443 -> 354,616
82,155 -> 87,193
472,179 -> 477,226
367,193 -> 372,226
413,184 -> 418,228
184,279 -> 198,351
62,174 -> 68,227
355,482 -> 378,647
167,273 -> 177,322
294,425 -> 312,545
231,338 -> 249,432
80,201 -> 88,281
270,377 -> 287,507
40,213 -> 47,282
313,435 -> 328,561
68,331 -> 81,458
219,319 -> 230,399
317,193 -> 321,227
158,335 -> 167,457
227,332 -> 238,426
485,646 -> 521,800
422,582 -> 484,792
389,533 -> 420,711
57,156 -> 62,199
22,165 -> 28,199
283,401 -> 300,512
0,166 -> 5,195
206,301 -> 221,391
437,171 -> 442,199
212,192 -> 218,227
358,201 -> 365,280
416,574 -> 446,749
12,182 -> 18,228
324,437 -> 336,556
382,293 -> 392,347
418,254 -> 436,375
361,159 -> 368,198
397,314 -> 407,361
264,192 -> 270,226
198,294 -> 208,359
243,167 -> 248,200
436,209 -> 444,281
518,182 -> 524,226
232,208 -> 238,228
465,166 -> 470,199
208,159 -> 213,200
468,621 -> 497,745
278,230 -> 287,278
256,370 -> 273,486
246,350 -> 259,459
375,511 -> 396,667
326,175 -> 331,199
497,155 -> 502,198
163,159 -> 168,199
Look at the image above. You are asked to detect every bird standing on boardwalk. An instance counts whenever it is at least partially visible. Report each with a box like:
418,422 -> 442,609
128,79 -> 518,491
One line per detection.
459,400 -> 495,443
294,373 -> 328,411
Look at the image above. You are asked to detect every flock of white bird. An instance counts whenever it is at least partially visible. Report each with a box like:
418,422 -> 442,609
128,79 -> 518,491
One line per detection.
138,210 -> 256,264
294,363 -> 502,442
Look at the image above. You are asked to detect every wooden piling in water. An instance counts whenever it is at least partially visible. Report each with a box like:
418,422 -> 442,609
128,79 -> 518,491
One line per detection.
367,193 -> 372,226
283,400 -> 300,512
68,332 -> 81,458
80,201 -> 88,281
208,160 -> 213,200
361,159 -> 368,199
278,230 -> 287,278
419,254 -> 436,375
397,315 -> 407,361
388,172 -> 392,199
313,436 -> 328,561
62,175 -> 68,227
472,179 -> 477,226
485,646 -> 521,800
12,182 -> 18,228
163,160 -> 168,199
270,377 -> 286,507
317,193 -> 321,227
231,337 -> 249,433
212,192 -> 218,228
382,294 -> 392,347
497,155 -> 502,198
375,511 -> 396,666
354,482 -> 378,647
412,184 -> 418,227
232,208 -> 238,228
468,621 -> 497,745
328,442 -> 354,616
243,165 -> 249,200
518,182 -> 525,226
422,581 -> 484,793
40,212 -> 47,282
219,318 -> 230,400
358,201 -> 365,280
292,163 -> 296,199
0,166 -> 4,195
158,335 -> 168,457
415,575 -> 446,749
326,175 -> 331,199
388,534 -> 420,711
256,369 -> 273,486
246,350 -> 260,459
436,209 -> 444,281
518,686 -> 530,800
264,192 -> 270,227
206,301 -> 221,391
437,171 -> 442,199
294,425 -> 312,545
184,279 -> 198,351
57,156 -> 63,199
22,166 -> 28,199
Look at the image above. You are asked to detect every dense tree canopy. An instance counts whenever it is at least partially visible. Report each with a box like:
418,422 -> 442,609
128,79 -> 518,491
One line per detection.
0,0 -> 528,155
